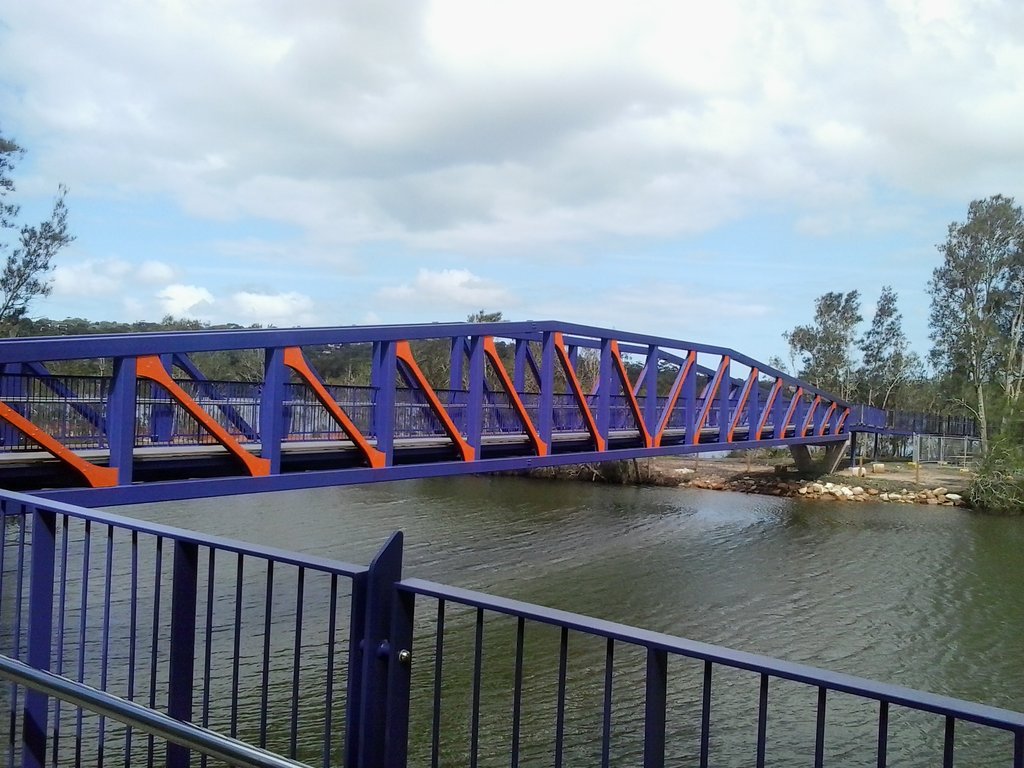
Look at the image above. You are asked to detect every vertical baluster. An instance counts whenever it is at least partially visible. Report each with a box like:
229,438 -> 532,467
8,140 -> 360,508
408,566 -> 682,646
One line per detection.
74,520 -> 92,767
259,561 -> 275,748
52,514 -> 71,766
469,607 -> 484,768
289,567 -> 305,759
554,627 -> 569,768
814,686 -> 826,768
876,700 -> 889,768
1013,729 -> 1022,768
0,501 -> 11,761
699,661 -> 712,768
123,530 -> 138,767
430,600 -> 446,768
755,673 -> 769,768
510,616 -> 524,768
321,574 -> 338,768
643,647 -> 667,768
96,524 -> 114,767
943,716 -> 955,768
146,536 -> 163,768
0,501 -> 8,626
22,506 -> 56,768
230,554 -> 244,738
5,509 -> 25,768
200,548 -> 215,768
601,638 -> 614,768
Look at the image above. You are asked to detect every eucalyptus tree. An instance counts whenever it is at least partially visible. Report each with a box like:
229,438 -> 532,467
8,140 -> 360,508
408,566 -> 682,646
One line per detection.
928,195 -> 1024,453
858,286 -> 920,409
0,129 -> 74,332
784,290 -> 862,401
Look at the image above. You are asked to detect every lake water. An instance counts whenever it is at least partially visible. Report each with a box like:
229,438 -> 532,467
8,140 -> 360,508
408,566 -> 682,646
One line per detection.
117,476 -> 1024,766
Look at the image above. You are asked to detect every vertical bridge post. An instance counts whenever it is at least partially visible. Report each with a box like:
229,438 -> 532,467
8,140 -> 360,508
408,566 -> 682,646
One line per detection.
166,540 -> 199,768
347,532 -> 415,768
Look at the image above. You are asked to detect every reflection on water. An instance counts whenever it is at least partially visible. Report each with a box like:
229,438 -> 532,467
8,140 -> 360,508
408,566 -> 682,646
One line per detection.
5,476 -> 1024,765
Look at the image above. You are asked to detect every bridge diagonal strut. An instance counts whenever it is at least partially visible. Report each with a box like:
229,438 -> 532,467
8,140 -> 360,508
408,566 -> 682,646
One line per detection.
136,356 -> 271,477
282,347 -> 386,469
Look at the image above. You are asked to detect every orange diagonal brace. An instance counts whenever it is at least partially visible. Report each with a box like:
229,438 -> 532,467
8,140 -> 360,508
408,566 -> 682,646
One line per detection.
801,395 -> 822,438
655,351 -> 695,447
779,386 -> 803,439
136,355 -> 271,477
282,347 -> 385,468
836,407 -> 851,434
692,356 -> 730,445
755,379 -> 783,440
552,333 -> 605,452
395,341 -> 475,462
0,400 -> 118,487
728,367 -> 758,443
819,402 -> 838,436
609,340 -> 652,448
482,337 -> 547,457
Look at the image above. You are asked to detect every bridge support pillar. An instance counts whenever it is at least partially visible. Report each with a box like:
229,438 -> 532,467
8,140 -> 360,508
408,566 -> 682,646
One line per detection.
789,439 -> 849,476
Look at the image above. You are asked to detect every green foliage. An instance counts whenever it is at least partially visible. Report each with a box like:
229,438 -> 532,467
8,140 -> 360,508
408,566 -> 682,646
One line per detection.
967,442 -> 1024,514
0,129 -> 74,332
467,310 -> 503,323
858,286 -> 922,409
784,290 -> 862,400
928,195 -> 1024,454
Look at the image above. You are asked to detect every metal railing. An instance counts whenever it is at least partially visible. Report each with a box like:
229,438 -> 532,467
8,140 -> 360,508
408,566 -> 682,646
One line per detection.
3,491 -> 1022,767
0,655 -> 310,767
0,374 -> 826,451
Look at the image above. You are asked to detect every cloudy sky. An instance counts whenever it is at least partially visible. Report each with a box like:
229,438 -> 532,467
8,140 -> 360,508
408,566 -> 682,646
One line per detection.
1,0 -> 1022,362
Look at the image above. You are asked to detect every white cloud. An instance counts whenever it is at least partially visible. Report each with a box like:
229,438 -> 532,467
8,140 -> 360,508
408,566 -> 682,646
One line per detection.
151,284 -> 316,325
3,0 -> 1022,258
51,258 -> 176,298
378,268 -> 513,310
157,284 -> 214,318
136,260 -> 177,284
223,291 -> 315,326
51,259 -> 133,297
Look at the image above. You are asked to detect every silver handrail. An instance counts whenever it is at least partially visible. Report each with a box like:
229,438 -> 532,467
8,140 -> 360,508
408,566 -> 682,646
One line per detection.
0,654 -> 312,768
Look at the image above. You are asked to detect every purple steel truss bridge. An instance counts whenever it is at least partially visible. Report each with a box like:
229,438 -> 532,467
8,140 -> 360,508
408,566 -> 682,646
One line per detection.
0,320 -> 894,506
0,322 -> 1017,768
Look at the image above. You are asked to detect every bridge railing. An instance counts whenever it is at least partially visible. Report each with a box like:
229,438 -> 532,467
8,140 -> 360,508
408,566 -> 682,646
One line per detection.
3,491 -> 1022,767
1,491 -> 367,768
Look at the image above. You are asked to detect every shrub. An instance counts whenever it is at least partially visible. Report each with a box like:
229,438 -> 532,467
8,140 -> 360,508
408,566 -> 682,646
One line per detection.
967,443 -> 1024,514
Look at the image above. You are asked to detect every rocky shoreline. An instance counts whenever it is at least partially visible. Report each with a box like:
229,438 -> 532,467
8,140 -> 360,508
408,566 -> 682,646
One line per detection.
682,473 -> 967,507
527,458 -> 973,508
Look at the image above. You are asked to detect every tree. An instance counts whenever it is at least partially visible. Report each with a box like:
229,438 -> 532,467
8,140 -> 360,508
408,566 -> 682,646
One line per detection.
467,310 -> 503,323
0,129 -> 74,332
784,290 -> 862,400
858,286 -> 921,409
928,195 -> 1024,454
